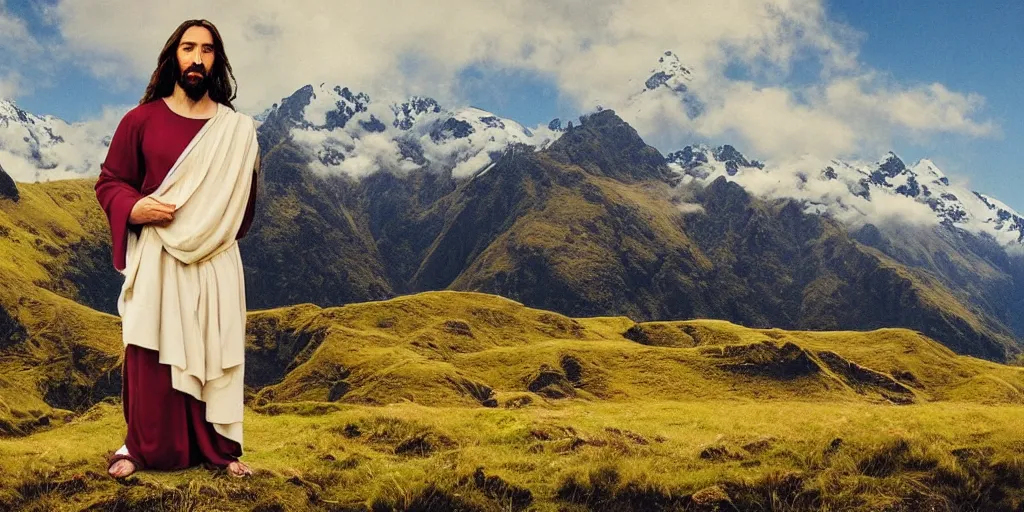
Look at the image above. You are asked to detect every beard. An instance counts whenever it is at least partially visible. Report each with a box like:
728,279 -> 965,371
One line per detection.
178,65 -> 211,101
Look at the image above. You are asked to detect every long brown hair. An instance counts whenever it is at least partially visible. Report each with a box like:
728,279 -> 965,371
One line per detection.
139,19 -> 237,109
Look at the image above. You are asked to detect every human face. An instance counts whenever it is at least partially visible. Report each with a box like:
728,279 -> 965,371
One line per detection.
176,26 -> 215,101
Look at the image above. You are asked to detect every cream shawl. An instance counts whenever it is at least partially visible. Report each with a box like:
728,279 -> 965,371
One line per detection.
117,102 -> 258,446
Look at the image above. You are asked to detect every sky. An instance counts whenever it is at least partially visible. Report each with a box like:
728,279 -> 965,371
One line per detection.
0,0 -> 1021,210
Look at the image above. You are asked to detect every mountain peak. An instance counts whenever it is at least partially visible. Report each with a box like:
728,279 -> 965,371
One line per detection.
391,96 -> 443,130
261,83 -> 372,133
632,50 -> 704,119
545,109 -> 674,183
0,98 -> 37,127
666,143 -> 763,180
876,152 -> 907,179
668,143 -> 1024,247
644,50 -> 692,93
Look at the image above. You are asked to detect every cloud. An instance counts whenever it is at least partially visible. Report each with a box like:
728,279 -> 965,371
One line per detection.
756,155 -> 941,228
0,102 -> 131,182
690,82 -> 860,158
47,1 -> 859,110
0,74 -> 21,98
822,76 -> 995,138
0,3 -> 37,98
14,0 -> 992,185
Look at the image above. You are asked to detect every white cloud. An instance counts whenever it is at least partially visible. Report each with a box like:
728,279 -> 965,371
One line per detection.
4,0 -> 988,186
822,76 -> 995,137
690,82 -> 859,158
0,101 -> 130,182
0,3 -> 36,98
0,73 -> 20,98
48,0 -> 861,112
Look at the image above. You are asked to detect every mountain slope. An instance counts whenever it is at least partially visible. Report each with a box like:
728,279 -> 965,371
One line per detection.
0,163 -> 18,202
0,179 -> 124,435
401,111 -> 1017,360
239,140 -> 394,309
246,290 -> 1024,409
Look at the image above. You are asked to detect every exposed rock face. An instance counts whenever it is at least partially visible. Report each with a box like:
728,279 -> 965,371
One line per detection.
0,163 -> 18,202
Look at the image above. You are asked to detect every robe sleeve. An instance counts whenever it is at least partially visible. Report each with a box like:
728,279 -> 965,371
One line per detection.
235,150 -> 259,240
95,109 -> 145,272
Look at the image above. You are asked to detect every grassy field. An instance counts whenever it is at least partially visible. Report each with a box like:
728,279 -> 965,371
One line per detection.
0,290 -> 1022,511
1,399 -> 1022,511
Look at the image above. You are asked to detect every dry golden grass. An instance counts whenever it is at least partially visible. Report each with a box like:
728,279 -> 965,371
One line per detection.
0,285 -> 1022,510
1,398 -> 1022,511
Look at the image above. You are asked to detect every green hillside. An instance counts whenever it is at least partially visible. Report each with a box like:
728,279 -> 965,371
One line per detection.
1,290 -> 1022,510
246,291 -> 1024,409
0,180 -> 123,436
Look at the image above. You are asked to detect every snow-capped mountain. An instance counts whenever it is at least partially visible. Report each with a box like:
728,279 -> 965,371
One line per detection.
668,145 -> 1024,246
643,50 -> 693,94
257,83 -> 562,179
632,50 -> 704,119
0,98 -> 113,182
2,50 -> 1021,249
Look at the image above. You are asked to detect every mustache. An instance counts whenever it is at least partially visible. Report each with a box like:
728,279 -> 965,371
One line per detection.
182,64 -> 207,78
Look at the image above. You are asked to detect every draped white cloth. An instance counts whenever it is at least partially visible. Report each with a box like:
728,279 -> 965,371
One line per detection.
117,102 -> 258,446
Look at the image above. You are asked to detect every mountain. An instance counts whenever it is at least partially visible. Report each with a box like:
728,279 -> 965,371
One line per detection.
254,83 -> 561,179
240,138 -> 394,308
631,50 -> 705,119
0,98 -> 111,183
3,57 -> 1024,361
669,144 -> 1024,358
239,82 -> 570,309
242,102 -> 1021,360
669,146 -> 1024,246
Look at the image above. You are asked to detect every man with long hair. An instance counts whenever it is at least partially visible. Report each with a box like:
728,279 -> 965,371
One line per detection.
94,19 -> 259,479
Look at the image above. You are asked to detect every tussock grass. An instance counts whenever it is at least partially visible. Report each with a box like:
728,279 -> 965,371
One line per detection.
2,400 -> 1023,511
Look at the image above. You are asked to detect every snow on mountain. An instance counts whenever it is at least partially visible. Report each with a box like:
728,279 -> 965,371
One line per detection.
643,50 -> 693,94
261,83 -> 563,179
390,96 -> 442,130
668,145 -> 1024,246
0,98 -> 114,182
631,50 -> 704,119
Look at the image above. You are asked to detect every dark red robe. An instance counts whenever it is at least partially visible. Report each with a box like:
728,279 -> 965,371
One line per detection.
95,97 -> 258,470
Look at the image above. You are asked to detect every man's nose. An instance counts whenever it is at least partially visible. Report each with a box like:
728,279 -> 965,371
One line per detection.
192,50 -> 203,64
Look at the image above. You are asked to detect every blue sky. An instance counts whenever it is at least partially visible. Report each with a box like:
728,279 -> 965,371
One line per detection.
1,0 -> 1021,209
827,0 -> 1023,209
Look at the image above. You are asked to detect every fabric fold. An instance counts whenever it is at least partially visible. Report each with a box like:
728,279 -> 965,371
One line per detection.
117,102 -> 258,446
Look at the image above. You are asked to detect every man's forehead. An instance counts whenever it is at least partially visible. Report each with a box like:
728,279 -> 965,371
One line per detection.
179,27 -> 213,45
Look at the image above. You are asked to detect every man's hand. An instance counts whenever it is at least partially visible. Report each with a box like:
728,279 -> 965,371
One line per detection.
129,197 -> 177,226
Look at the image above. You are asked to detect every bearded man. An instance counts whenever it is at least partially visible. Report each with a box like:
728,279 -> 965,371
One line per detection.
94,19 -> 260,479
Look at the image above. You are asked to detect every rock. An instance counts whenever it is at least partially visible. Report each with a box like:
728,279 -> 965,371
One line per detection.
0,163 -> 18,202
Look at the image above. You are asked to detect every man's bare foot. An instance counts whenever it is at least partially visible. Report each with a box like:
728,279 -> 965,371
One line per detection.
227,460 -> 252,478
107,456 -> 137,478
